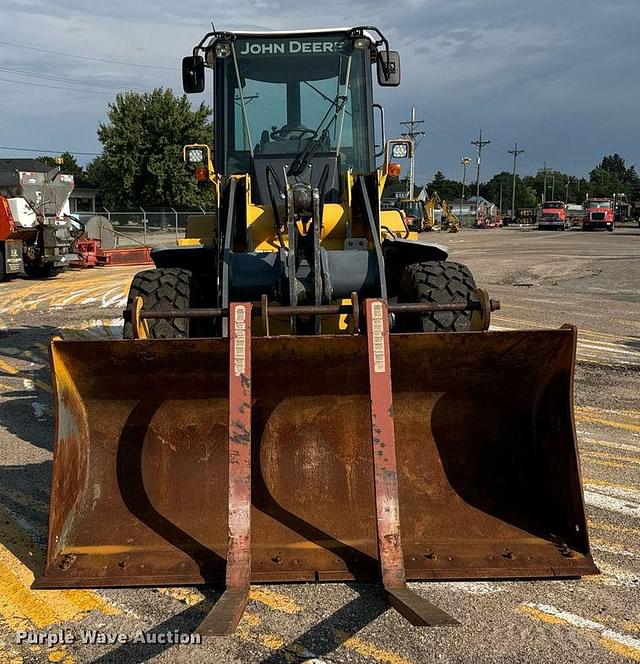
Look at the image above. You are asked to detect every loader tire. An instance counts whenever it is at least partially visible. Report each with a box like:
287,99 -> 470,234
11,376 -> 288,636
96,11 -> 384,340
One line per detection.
123,268 -> 192,339
399,261 -> 478,332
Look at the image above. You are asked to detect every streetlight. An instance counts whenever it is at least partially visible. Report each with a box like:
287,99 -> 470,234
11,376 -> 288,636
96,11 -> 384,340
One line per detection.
460,157 -> 470,216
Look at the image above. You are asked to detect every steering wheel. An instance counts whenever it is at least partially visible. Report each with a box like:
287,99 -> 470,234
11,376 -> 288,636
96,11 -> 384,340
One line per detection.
270,125 -> 316,142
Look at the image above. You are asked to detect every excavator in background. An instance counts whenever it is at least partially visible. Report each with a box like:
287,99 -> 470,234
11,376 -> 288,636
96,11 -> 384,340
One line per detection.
38,26 -> 597,636
423,192 -> 460,232
397,192 -> 459,232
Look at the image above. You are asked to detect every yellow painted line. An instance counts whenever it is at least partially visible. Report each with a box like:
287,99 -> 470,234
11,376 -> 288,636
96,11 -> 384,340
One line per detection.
158,587 -> 407,663
155,585 -> 301,614
0,505 -> 119,630
591,537 -> 639,555
335,629 -> 413,664
234,612 -> 315,659
0,356 -> 52,394
519,603 -> 640,662
590,520 -> 640,538
585,478 -> 639,491
584,458 -> 626,469
517,605 -> 566,624
576,413 -> 640,434
579,405 -> 640,421
249,588 -> 301,614
47,646 -> 74,663
600,636 -> 640,662
0,358 -> 20,375
235,616 -> 289,654
155,587 -> 203,606
0,540 -> 119,625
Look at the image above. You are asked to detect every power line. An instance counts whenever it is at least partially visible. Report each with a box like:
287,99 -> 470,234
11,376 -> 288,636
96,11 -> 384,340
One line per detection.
0,145 -> 101,156
508,142 -> 525,215
0,65 -> 141,91
0,39 -> 174,71
0,76 -> 115,96
0,145 -> 195,158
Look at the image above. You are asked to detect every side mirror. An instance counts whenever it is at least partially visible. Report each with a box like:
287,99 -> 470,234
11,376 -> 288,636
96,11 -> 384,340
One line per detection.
182,55 -> 205,94
377,51 -> 401,86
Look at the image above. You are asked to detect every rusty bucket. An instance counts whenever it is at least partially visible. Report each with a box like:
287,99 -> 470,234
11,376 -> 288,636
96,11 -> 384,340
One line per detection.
37,324 -> 597,595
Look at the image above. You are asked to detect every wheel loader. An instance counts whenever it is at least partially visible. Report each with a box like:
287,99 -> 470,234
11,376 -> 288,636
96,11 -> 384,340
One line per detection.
38,27 -> 598,634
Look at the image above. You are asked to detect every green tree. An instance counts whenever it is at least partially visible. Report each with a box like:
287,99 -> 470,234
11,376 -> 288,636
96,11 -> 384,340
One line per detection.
89,88 -> 213,208
588,154 -> 640,199
36,151 -> 86,179
427,171 -> 462,201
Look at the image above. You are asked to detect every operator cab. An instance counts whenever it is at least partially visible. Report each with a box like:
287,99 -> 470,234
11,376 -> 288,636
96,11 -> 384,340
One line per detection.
183,28 -> 400,204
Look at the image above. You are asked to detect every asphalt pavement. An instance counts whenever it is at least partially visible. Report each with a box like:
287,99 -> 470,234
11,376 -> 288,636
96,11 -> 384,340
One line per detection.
0,227 -> 638,663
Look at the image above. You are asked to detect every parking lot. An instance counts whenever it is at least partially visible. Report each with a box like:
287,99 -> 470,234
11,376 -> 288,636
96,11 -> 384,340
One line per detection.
0,226 -> 638,663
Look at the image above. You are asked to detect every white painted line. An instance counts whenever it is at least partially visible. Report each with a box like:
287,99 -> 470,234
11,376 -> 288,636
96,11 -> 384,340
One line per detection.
584,490 -> 640,519
586,483 -> 640,503
440,581 -> 504,594
597,561 -> 640,588
525,603 -> 640,654
582,436 -> 640,453
579,342 -> 640,359
592,543 -> 639,559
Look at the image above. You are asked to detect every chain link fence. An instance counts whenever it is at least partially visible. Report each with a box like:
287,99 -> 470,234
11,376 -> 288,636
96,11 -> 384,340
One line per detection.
75,208 -> 215,247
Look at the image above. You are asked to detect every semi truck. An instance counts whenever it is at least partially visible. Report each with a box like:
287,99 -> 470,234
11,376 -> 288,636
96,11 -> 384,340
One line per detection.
582,198 -> 614,232
537,200 -> 569,230
0,165 -> 76,279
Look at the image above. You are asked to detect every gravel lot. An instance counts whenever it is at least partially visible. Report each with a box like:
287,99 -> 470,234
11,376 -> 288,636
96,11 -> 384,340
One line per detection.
0,226 -> 638,663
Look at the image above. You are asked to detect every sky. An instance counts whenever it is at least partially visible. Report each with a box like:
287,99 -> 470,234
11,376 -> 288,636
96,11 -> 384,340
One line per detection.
0,0 -> 638,184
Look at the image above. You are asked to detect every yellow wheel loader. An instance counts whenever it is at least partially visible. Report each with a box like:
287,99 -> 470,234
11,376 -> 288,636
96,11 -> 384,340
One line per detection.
38,27 -> 597,634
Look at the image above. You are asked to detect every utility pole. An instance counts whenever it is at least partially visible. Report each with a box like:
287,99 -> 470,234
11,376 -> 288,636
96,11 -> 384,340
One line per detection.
565,176 -> 571,203
499,183 -> 503,214
542,162 -> 549,203
471,129 -> 490,220
551,172 -> 556,200
460,157 -> 470,215
508,142 -> 525,217
400,107 -> 426,200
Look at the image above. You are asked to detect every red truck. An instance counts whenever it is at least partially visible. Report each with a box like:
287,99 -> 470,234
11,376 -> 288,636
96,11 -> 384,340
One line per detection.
0,196 -> 25,280
582,198 -> 615,232
537,200 -> 569,230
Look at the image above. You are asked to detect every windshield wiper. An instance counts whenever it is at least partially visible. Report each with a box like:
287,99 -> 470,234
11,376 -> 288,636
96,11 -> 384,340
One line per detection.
288,95 -> 347,177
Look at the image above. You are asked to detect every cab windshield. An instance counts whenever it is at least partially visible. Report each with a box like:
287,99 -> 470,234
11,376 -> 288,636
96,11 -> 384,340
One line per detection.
584,200 -> 611,209
400,201 -> 423,218
218,35 -> 372,175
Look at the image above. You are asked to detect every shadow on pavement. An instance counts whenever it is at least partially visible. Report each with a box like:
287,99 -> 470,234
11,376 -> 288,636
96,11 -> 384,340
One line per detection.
259,584 -> 388,664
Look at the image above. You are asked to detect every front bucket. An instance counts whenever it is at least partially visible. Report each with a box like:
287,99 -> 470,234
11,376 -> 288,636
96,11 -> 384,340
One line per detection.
38,327 -> 597,589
